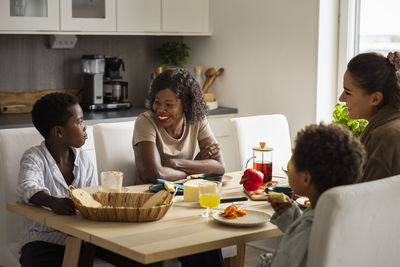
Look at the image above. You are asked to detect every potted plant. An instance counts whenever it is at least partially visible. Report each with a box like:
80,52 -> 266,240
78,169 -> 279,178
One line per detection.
157,41 -> 190,69
332,103 -> 368,137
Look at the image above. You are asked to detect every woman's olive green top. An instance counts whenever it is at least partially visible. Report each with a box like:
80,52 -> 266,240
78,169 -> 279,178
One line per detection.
360,105 -> 400,181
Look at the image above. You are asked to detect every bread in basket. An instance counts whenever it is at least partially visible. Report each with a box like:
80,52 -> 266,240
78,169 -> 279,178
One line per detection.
69,186 -> 175,222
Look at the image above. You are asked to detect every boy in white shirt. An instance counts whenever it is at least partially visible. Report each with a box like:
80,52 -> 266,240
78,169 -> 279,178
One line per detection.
17,93 -> 160,267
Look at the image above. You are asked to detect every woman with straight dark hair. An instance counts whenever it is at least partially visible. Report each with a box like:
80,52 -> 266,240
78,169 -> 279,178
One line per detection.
339,51 -> 400,181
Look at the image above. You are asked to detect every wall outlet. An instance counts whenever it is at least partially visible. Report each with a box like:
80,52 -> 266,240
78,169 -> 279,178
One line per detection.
49,35 -> 78,49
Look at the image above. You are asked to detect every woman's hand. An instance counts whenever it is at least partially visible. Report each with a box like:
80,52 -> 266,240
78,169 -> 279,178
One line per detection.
267,195 -> 293,215
195,142 -> 221,160
162,157 -> 177,168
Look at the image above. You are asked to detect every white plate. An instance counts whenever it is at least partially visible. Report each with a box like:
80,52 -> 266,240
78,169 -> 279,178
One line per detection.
212,210 -> 270,227
296,196 -> 310,208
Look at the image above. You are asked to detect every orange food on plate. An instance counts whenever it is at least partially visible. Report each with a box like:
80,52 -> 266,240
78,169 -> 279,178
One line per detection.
220,204 -> 247,219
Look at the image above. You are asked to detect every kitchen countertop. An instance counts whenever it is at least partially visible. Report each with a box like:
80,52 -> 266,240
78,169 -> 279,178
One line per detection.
0,106 -> 238,129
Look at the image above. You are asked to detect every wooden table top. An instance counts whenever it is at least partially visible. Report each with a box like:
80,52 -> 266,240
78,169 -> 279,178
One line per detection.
7,172 -> 284,264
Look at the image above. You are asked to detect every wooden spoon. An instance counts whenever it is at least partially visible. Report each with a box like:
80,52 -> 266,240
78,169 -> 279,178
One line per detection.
202,67 -> 216,92
205,68 -> 224,93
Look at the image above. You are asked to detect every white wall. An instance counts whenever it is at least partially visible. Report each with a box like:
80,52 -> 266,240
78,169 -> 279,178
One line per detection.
316,0 -> 340,123
184,0 -> 321,142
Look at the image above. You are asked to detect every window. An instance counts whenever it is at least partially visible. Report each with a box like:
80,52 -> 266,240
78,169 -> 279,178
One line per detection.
359,0 -> 400,55
337,0 -> 400,96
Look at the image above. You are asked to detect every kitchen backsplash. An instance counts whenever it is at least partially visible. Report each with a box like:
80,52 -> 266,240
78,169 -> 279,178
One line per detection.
0,35 -> 181,107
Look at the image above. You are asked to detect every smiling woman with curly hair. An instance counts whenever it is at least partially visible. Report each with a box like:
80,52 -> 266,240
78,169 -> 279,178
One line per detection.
146,67 -> 208,123
133,67 -> 225,185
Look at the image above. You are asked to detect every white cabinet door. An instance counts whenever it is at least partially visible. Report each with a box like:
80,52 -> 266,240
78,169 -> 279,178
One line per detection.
162,0 -> 209,33
0,0 -> 59,31
208,115 -> 240,173
117,0 -> 161,32
60,0 -> 116,31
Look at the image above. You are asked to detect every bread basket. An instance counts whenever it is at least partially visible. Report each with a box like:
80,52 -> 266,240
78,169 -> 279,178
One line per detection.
70,188 -> 174,222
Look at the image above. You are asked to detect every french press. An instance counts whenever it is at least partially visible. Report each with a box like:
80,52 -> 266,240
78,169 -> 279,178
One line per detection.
246,142 -> 273,182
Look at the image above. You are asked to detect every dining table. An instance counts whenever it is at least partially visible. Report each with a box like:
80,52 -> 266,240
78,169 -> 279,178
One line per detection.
6,171 -> 285,267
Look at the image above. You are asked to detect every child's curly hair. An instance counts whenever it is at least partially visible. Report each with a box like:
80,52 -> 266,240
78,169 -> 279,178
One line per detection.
145,67 -> 208,123
293,123 -> 366,194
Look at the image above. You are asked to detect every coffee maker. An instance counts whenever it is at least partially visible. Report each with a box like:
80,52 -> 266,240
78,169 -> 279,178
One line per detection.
81,55 -> 131,111
82,55 -> 105,110
103,57 -> 131,110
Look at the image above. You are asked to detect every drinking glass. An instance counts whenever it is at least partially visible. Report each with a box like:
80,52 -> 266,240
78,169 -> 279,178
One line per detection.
101,171 -> 123,192
199,181 -> 222,217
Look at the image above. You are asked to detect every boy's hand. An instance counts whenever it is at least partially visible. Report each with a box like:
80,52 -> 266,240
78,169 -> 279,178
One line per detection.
51,197 -> 76,215
267,195 -> 293,215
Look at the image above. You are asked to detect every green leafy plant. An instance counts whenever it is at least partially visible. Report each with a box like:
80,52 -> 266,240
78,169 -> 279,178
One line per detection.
157,42 -> 190,69
332,103 -> 368,137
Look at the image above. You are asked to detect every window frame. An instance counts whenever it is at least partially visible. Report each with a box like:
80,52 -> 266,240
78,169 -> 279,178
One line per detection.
337,0 -> 360,99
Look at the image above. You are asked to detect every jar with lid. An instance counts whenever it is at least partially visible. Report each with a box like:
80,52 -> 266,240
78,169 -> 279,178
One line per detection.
245,142 -> 273,182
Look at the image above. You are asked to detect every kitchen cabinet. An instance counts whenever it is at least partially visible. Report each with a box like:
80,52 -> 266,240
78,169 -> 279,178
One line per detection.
0,0 -> 59,31
117,0 -> 161,32
208,114 -> 240,173
60,0 -> 116,32
162,0 -> 209,33
115,0 -> 210,34
0,0 -> 209,35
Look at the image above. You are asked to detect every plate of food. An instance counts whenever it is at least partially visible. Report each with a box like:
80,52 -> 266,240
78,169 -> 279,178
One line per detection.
212,204 -> 270,227
296,196 -> 311,208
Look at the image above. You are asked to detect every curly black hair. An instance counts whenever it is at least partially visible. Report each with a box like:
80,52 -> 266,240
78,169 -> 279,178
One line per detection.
31,92 -> 79,139
145,67 -> 208,123
293,123 -> 366,194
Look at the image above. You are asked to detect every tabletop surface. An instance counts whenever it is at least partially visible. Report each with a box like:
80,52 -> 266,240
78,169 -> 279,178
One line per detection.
7,172 -> 284,264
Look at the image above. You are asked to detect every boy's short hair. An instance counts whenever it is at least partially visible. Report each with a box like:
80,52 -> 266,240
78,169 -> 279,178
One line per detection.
293,123 -> 366,194
31,93 -> 79,139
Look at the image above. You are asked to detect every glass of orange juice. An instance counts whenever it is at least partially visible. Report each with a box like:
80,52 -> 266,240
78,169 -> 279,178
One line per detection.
199,181 -> 222,217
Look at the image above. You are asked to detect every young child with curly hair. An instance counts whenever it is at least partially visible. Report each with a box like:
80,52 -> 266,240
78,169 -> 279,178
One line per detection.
258,123 -> 366,267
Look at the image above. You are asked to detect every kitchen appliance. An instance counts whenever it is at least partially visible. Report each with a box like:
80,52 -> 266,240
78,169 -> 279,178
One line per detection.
81,55 -> 131,111
103,81 -> 128,103
100,56 -> 131,110
82,55 -> 105,109
104,57 -> 125,80
246,141 -> 273,182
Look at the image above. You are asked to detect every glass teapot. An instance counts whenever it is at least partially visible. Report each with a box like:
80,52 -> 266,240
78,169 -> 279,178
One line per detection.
246,142 -> 273,183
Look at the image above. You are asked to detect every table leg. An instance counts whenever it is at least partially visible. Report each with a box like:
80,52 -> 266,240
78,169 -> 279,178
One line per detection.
230,243 -> 246,267
62,236 -> 82,267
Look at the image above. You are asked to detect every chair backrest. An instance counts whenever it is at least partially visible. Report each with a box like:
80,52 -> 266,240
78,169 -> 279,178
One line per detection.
307,175 -> 400,267
0,126 -> 97,267
231,114 -> 291,177
92,121 -> 136,186
0,127 -> 43,266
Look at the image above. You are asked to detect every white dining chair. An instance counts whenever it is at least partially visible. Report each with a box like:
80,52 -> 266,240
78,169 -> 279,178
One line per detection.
92,120 -> 136,186
0,126 -> 112,267
307,175 -> 400,267
0,127 -> 43,267
231,114 -> 292,177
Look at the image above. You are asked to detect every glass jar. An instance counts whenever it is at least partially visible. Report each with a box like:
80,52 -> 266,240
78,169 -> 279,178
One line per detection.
246,142 -> 273,183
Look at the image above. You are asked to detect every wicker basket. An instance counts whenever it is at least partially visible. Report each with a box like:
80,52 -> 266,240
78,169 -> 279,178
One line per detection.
71,191 -> 174,222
